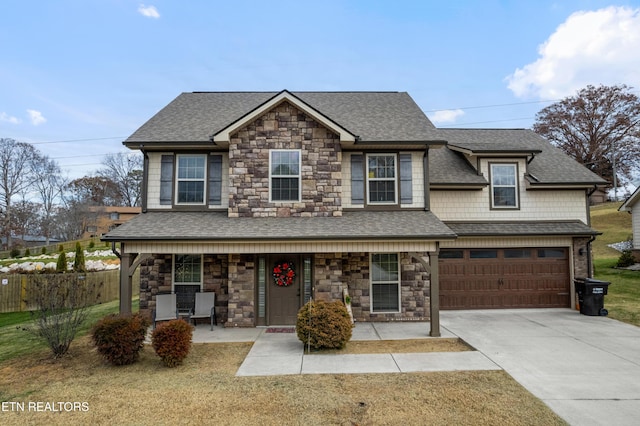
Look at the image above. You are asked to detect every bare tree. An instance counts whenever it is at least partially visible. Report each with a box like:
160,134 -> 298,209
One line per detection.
533,84 -> 640,197
31,154 -> 66,245
0,138 -> 37,248
98,152 -> 142,207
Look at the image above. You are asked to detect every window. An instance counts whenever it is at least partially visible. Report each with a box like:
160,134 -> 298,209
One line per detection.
176,154 -> 206,204
270,150 -> 301,202
371,253 -> 400,312
470,250 -> 498,259
490,163 -> 518,208
367,154 -> 397,204
174,254 -> 202,284
440,250 -> 464,259
505,249 -> 531,258
109,212 -> 120,220
174,254 -> 202,311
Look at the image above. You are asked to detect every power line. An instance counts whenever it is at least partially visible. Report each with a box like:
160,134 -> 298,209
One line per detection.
28,136 -> 126,145
424,99 -> 559,113
438,117 -> 535,127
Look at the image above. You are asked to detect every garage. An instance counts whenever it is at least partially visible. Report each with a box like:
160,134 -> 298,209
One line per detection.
439,248 -> 571,309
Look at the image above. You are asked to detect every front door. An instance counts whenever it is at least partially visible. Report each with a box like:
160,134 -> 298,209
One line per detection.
267,255 -> 302,325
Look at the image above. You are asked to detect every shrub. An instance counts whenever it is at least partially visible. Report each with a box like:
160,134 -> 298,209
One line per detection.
41,247 -> 47,255
73,242 -> 85,272
617,249 -> 636,268
10,248 -> 20,258
58,244 -> 64,252
151,319 -> 193,367
27,274 -> 96,358
296,300 -> 353,350
92,314 -> 150,366
88,240 -> 95,249
56,251 -> 67,273
24,248 -> 31,257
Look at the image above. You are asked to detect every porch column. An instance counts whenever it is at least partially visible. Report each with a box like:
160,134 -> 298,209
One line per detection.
428,249 -> 440,337
119,251 -> 134,315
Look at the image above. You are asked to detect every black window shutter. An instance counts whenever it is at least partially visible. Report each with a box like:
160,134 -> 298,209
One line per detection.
160,155 -> 174,205
208,154 -> 223,205
350,154 -> 364,204
400,153 -> 413,204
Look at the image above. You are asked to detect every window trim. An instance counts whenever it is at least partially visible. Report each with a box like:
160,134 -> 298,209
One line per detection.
269,149 -> 302,203
489,162 -> 519,209
172,254 -> 204,289
366,153 -> 398,205
175,154 -> 207,205
369,252 -> 401,313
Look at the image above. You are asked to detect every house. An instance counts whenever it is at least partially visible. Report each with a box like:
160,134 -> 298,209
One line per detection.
102,90 -> 606,335
619,186 -> 640,261
82,206 -> 141,239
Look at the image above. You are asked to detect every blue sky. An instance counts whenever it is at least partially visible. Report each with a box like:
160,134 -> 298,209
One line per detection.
2,0 -> 640,178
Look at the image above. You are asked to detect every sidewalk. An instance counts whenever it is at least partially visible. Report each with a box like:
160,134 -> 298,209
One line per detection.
220,322 -> 501,377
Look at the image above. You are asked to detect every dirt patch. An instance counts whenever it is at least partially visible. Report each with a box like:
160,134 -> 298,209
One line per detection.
307,338 -> 472,354
0,336 -> 565,425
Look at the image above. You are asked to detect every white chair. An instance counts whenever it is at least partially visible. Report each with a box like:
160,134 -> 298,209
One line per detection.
190,292 -> 216,330
153,294 -> 179,329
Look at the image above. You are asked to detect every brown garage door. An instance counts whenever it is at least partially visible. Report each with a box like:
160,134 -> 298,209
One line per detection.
439,248 -> 570,310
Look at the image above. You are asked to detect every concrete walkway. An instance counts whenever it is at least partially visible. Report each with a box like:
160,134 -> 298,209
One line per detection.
233,322 -> 500,376
441,309 -> 640,426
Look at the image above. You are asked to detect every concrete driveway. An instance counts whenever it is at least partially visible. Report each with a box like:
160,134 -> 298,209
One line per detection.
441,309 -> 640,426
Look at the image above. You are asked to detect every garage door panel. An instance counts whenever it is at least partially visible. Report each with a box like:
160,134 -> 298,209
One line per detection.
440,248 -> 570,310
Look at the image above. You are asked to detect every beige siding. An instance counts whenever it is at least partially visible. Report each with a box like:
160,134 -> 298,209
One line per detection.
343,151 -> 425,209
440,236 -> 573,248
431,158 -> 588,222
633,207 -> 640,250
124,240 -> 438,254
146,152 -> 229,210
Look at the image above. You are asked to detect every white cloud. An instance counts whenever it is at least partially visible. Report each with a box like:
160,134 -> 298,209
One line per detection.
506,6 -> 640,99
0,112 -> 21,124
429,109 -> 465,124
27,109 -> 46,126
138,4 -> 160,19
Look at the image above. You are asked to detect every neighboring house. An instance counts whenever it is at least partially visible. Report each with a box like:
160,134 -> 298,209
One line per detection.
82,206 -> 141,239
103,90 -> 606,334
1,235 -> 62,249
619,186 -> 640,261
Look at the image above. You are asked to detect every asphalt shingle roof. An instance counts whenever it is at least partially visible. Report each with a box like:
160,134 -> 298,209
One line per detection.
103,210 -> 457,241
444,221 -> 600,236
438,129 -> 607,185
125,91 -> 442,144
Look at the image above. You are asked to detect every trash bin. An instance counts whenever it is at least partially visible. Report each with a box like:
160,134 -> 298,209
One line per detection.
574,278 -> 611,316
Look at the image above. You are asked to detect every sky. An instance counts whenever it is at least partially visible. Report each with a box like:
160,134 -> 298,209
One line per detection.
2,0 -> 640,179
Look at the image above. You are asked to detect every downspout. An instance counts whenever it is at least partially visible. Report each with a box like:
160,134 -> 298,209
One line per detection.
587,235 -> 597,278
423,148 -> 430,211
141,146 -> 149,213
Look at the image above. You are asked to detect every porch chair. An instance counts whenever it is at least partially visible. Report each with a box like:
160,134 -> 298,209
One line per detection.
153,294 -> 179,329
190,292 -> 217,330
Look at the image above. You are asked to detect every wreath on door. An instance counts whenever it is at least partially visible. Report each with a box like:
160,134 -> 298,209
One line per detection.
273,260 -> 296,287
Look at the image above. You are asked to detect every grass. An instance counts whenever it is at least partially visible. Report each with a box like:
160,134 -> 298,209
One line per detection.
590,201 -> 640,326
0,298 -> 137,364
0,336 -> 565,426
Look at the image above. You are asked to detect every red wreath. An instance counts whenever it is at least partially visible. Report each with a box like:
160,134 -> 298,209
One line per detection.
273,261 -> 295,287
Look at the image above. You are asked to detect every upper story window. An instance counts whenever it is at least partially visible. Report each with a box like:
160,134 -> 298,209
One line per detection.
367,154 -> 397,204
109,212 -> 120,220
176,154 -> 206,204
490,163 -> 519,209
270,150 -> 301,202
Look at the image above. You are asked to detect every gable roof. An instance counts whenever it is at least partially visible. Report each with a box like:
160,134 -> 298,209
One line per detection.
124,91 -> 444,146
437,128 -> 607,186
620,186 -> 640,211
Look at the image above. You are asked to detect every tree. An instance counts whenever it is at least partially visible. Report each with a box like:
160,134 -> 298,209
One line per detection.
66,175 -> 122,206
98,152 -> 143,207
0,138 -> 37,248
533,84 -> 640,196
31,154 -> 66,245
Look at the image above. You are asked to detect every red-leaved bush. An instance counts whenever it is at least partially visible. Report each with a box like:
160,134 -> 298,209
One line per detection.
151,319 -> 193,367
92,313 -> 149,366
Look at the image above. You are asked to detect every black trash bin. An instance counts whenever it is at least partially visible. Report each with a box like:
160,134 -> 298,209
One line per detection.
574,278 -> 611,316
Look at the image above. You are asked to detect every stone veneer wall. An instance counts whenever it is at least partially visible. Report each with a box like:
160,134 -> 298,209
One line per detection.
139,254 -> 228,323
228,101 -> 342,218
226,254 -> 256,327
316,252 -> 431,322
573,237 -> 593,279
